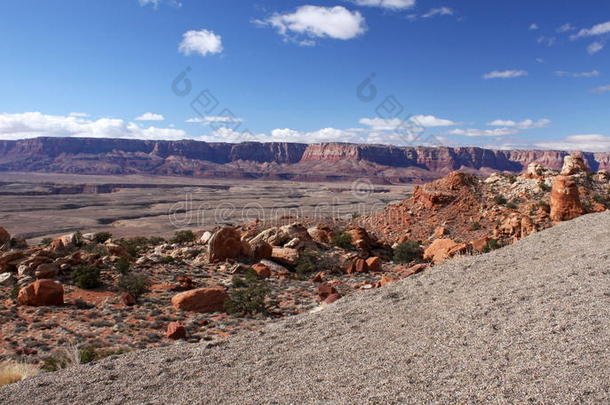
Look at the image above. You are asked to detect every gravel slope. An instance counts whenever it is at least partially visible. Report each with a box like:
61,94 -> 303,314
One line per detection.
2,212 -> 610,404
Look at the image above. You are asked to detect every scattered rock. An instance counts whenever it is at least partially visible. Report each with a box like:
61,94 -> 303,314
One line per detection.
424,239 -> 468,264
166,322 -> 187,340
34,263 -> 59,279
171,287 -> 228,313
120,292 -> 136,306
0,227 -> 10,247
251,263 -> 271,279
271,247 -> 299,267
208,227 -> 243,262
376,274 -> 399,288
17,279 -> 64,306
249,240 -> 273,261
317,282 -> 338,301
344,258 -> 369,274
365,257 -> 382,272
0,272 -> 15,286
307,226 -> 333,244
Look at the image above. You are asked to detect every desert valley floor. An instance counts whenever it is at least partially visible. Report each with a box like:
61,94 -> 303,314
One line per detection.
0,172 -> 411,241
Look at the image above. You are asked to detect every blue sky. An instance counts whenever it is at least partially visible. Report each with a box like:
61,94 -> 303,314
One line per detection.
1,0 -> 610,151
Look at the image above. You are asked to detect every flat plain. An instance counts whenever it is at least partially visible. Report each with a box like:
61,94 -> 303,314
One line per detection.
0,172 -> 412,241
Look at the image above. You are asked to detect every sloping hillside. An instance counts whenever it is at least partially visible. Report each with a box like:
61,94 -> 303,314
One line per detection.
2,212 -> 610,404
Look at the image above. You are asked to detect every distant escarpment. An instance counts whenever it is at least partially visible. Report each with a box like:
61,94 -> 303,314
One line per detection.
0,137 -> 609,183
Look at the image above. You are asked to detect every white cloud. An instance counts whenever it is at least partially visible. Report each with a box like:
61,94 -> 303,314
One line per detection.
554,70 -> 600,78
186,116 -> 243,124
69,112 -> 90,118
352,0 -> 415,10
359,115 -> 455,131
529,23 -> 539,31
0,112 -> 186,141
535,134 -> 610,152
572,20 -> 610,39
135,112 -> 165,121
257,6 -> 366,43
421,7 -> 453,18
178,29 -> 223,56
487,118 -> 551,130
557,23 -> 575,33
537,36 -> 556,46
483,70 -> 528,79
592,84 -> 610,94
536,58 -> 544,63
587,41 -> 604,55
410,115 -> 456,127
449,128 -> 518,137
138,0 -> 181,9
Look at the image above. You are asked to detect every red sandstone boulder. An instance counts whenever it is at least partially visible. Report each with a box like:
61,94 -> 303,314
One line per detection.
17,279 -> 64,306
365,256 -> 382,272
208,227 -> 243,262
249,240 -> 273,261
307,226 -> 333,244
323,293 -> 341,304
166,322 -> 187,340
271,247 -> 299,266
171,287 -> 228,313
550,175 -> 584,222
376,273 -> 399,288
251,263 -> 271,279
34,263 -> 59,279
120,292 -> 136,306
561,155 -> 587,175
344,258 -> 369,274
317,282 -> 339,301
423,239 -> 468,264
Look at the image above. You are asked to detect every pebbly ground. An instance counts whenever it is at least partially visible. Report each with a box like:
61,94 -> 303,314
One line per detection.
2,211 -> 610,404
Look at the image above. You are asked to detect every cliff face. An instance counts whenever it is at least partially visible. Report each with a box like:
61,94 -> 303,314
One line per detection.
0,137 -> 608,182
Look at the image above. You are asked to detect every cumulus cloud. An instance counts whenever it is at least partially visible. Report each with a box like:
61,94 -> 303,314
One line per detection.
359,115 -> 455,132
487,118 -> 551,130
178,29 -> 223,56
135,112 -> 165,121
186,116 -> 243,124
0,112 -> 186,141
535,134 -> 610,152
572,20 -> 610,39
483,70 -> 528,79
554,70 -> 600,78
448,128 -> 518,137
537,36 -> 556,46
352,0 -> 415,10
421,7 -> 454,18
557,23 -> 575,33
529,23 -> 539,31
592,84 -> 610,94
256,5 -> 366,44
587,41 -> 604,55
69,112 -> 90,118
138,0 -> 181,9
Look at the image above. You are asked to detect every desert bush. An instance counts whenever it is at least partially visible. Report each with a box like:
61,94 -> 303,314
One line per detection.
0,360 -> 40,387
539,182 -> 551,192
493,194 -> 507,205
505,201 -> 518,210
160,256 -> 176,264
81,243 -> 107,256
114,257 -> 131,275
93,232 -> 112,243
117,236 -> 162,257
39,237 -> 52,247
226,269 -> 272,317
483,239 -> 502,253
170,230 -> 196,244
71,266 -> 102,289
294,250 -> 319,277
332,231 -> 353,249
117,273 -> 150,298
470,222 -> 481,231
393,241 -> 423,264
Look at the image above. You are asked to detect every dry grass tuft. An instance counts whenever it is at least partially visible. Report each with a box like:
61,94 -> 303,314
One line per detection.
0,360 -> 40,387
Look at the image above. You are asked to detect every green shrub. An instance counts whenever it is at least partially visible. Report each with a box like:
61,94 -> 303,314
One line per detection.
226,270 -> 271,317
393,241 -> 423,264
332,231 -> 353,249
93,232 -> 112,244
493,194 -> 507,205
117,237 -> 151,257
114,257 -> 131,275
160,256 -> 175,264
539,182 -> 551,192
470,222 -> 481,231
170,230 -> 196,244
71,266 -> 102,289
39,238 -> 52,247
40,357 -> 68,372
81,243 -> 107,256
483,239 -> 502,253
117,273 -> 150,298
294,250 -> 319,277
505,201 -> 518,210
